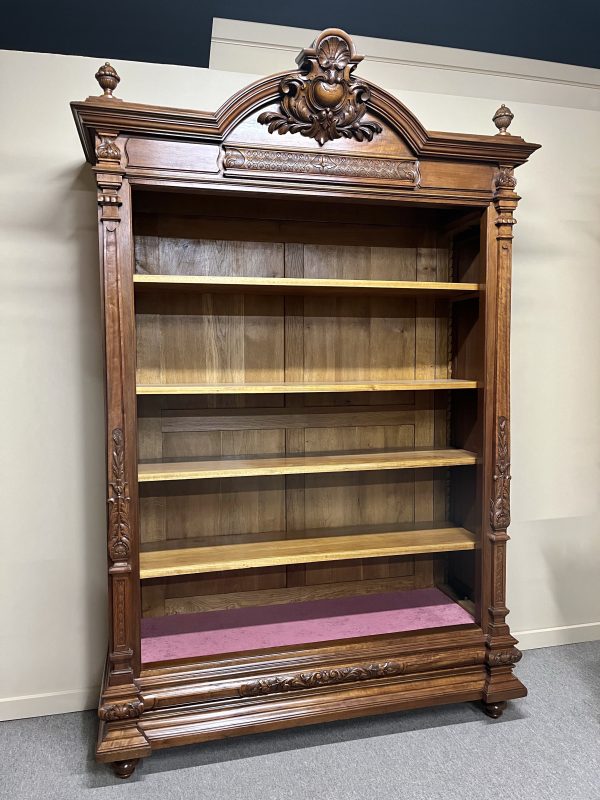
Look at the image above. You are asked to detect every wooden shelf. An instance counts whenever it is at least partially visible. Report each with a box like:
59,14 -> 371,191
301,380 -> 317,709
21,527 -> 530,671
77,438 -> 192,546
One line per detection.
133,273 -> 482,298
139,526 -> 477,579
136,379 -> 480,396
137,447 -> 477,482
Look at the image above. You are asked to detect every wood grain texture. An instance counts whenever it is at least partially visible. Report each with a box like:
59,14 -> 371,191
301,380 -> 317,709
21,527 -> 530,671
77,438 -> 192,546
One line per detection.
139,527 -> 476,578
138,448 -> 477,482
136,379 -> 480,395
133,274 -> 481,297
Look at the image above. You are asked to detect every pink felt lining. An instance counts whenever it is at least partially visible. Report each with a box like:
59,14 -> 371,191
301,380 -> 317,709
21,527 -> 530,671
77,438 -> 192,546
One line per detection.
141,587 -> 473,664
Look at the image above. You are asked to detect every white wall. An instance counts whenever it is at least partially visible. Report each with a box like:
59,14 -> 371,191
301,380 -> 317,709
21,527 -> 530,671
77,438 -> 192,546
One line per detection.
0,25 -> 598,719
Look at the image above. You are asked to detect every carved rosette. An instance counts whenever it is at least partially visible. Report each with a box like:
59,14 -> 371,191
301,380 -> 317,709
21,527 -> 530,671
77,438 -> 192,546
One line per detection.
240,661 -> 404,697
108,428 -> 131,562
99,699 -> 144,722
258,29 -> 382,146
224,147 -> 420,185
490,416 -> 511,531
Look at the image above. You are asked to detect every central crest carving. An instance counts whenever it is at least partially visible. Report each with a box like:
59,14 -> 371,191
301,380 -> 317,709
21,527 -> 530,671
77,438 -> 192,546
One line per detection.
258,29 -> 382,146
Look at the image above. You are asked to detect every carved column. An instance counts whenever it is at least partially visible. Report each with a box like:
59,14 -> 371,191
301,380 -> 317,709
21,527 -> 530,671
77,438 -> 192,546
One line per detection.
483,162 -> 523,700
94,131 -> 146,740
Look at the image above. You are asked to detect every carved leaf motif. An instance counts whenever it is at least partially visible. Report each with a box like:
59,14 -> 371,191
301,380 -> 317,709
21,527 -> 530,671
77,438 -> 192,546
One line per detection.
490,416 -> 511,530
108,428 -> 131,562
96,135 -> 121,161
494,166 -> 517,190
223,147 -> 420,185
258,31 -> 382,146
239,661 -> 404,697
98,699 -> 143,721
486,648 -> 522,666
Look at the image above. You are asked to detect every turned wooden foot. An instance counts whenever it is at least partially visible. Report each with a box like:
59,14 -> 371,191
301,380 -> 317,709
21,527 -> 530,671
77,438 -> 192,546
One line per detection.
483,700 -> 507,719
111,759 -> 139,779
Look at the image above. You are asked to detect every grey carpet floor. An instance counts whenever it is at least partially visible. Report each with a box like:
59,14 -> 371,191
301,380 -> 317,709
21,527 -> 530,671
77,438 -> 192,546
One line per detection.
1,641 -> 599,800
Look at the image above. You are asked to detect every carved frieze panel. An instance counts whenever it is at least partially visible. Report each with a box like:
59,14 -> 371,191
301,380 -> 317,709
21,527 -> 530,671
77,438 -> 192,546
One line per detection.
258,29 -> 382,146
239,661 -> 404,697
223,146 -> 420,186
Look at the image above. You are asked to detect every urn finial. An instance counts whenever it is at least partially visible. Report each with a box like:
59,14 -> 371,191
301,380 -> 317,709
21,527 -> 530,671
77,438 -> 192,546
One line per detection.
493,104 -> 514,136
95,62 -> 120,99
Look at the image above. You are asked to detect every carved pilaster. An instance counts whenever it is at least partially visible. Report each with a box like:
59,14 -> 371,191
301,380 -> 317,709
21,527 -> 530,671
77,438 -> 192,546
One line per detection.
484,155 -> 522,697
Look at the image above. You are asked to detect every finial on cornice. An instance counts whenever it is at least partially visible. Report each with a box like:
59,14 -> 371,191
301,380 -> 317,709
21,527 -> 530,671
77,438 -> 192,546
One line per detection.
493,104 -> 514,136
95,62 -> 120,99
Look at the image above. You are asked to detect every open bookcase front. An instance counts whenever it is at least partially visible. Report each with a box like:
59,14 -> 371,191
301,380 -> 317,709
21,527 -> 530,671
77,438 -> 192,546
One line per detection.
72,27 -> 539,774
133,191 -> 485,666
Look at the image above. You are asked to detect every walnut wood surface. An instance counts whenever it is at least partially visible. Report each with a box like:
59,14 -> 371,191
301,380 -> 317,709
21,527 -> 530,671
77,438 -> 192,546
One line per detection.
72,26 -> 538,770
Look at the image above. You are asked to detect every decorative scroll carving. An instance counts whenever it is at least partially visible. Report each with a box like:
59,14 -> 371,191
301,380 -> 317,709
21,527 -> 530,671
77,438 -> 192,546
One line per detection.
486,648 -> 522,667
98,699 -> 144,721
239,661 -> 404,697
258,29 -> 382,146
224,147 -> 420,185
108,428 -> 131,562
492,104 -> 514,136
490,416 -> 511,530
494,166 -> 516,191
96,134 -> 121,162
95,62 -> 121,99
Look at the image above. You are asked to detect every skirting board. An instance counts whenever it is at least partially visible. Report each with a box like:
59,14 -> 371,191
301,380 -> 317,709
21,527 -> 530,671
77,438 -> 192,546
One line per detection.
2,623 -> 600,720
0,687 -> 98,722
514,621 -> 600,651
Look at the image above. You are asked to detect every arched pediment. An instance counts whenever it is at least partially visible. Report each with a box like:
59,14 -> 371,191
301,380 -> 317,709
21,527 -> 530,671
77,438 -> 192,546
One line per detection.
213,28 -> 429,157
72,28 -> 539,171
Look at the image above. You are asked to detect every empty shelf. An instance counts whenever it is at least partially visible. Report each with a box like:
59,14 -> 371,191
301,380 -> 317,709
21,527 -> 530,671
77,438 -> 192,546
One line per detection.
139,526 -> 477,579
137,447 -> 478,482
136,379 -> 481,395
133,273 -> 482,297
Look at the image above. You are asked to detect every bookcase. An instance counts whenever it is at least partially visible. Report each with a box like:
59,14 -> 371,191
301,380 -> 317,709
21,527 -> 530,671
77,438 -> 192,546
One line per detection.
71,29 -> 539,777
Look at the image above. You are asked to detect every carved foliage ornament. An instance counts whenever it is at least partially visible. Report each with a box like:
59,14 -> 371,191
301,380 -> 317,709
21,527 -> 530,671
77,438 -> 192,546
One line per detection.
258,29 -> 382,146
240,661 -> 404,697
108,428 -> 131,562
224,147 -> 420,185
494,166 -> 517,191
96,134 -> 121,162
486,648 -> 522,667
98,699 -> 143,721
490,416 -> 511,530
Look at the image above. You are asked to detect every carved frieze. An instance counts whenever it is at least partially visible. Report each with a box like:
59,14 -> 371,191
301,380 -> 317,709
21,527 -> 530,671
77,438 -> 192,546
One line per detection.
98,699 -> 144,721
239,661 -> 404,697
258,29 -> 382,146
490,416 -> 511,531
108,428 -> 131,562
224,147 -> 420,186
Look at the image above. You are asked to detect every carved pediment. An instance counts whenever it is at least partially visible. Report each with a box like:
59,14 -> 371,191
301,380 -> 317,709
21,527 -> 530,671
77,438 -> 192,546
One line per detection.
258,28 -> 382,147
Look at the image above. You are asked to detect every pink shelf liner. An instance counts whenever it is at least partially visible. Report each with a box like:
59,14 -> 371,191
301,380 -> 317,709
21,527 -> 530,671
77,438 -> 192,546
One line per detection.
141,587 -> 473,664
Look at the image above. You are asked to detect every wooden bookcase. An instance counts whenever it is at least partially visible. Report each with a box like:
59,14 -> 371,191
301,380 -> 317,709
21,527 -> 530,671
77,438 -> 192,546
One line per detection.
71,29 -> 539,778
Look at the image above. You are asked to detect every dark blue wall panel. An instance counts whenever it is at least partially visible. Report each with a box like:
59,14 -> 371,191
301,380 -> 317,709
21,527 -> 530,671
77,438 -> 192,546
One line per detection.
2,1 -> 597,70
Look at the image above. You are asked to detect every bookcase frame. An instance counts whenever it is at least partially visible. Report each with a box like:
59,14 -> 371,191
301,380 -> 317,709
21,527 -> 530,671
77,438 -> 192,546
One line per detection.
71,29 -> 539,778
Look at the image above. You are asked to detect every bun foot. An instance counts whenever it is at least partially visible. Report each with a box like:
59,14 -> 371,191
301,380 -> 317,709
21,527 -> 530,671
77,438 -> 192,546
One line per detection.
111,759 -> 139,779
483,700 -> 507,719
